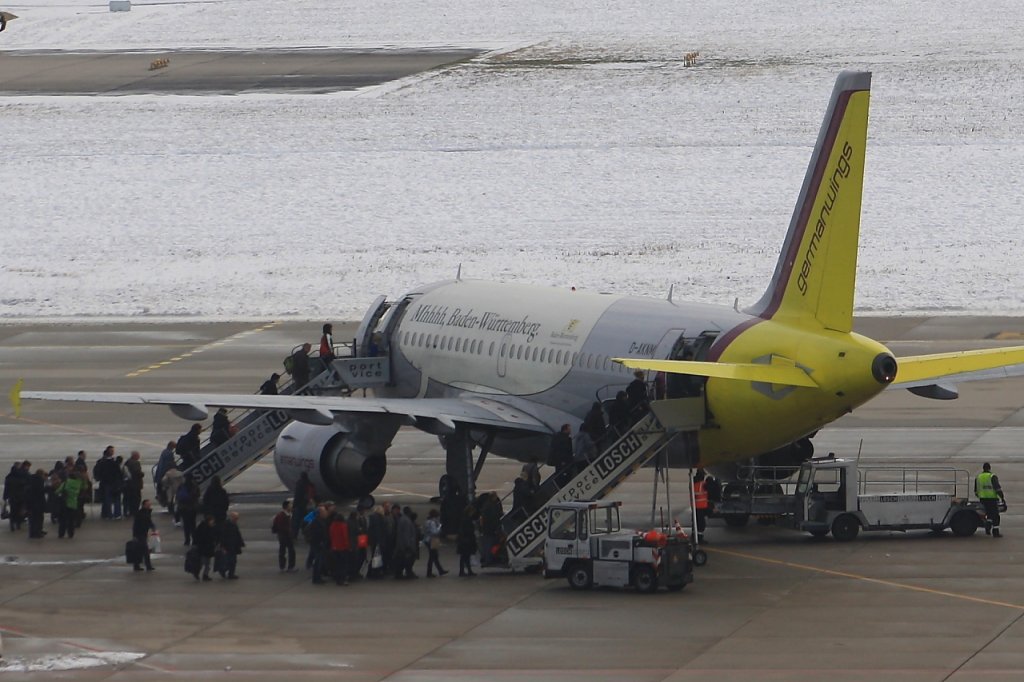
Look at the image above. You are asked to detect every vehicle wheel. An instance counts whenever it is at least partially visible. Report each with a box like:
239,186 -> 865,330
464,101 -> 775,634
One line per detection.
566,562 -> 593,591
724,514 -> 749,528
809,528 -> 829,539
633,565 -> 658,594
692,549 -> 708,567
950,510 -> 979,537
831,514 -> 860,542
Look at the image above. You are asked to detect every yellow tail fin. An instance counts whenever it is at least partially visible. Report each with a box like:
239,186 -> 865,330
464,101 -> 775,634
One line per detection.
748,71 -> 871,333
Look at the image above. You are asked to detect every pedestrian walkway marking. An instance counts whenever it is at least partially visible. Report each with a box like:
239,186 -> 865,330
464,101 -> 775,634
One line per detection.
710,546 -> 1024,611
125,322 -> 279,378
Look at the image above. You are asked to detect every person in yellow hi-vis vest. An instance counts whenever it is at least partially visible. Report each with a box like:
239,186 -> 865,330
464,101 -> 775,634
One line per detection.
976,463 -> 1007,537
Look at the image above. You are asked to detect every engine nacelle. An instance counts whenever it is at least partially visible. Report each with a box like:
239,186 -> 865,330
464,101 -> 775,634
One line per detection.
273,420 -> 398,501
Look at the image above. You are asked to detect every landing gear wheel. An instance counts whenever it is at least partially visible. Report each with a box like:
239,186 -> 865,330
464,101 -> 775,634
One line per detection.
633,565 -> 658,593
566,562 -> 593,590
950,510 -> 980,537
831,514 -> 860,542
724,514 -> 750,528
692,549 -> 708,567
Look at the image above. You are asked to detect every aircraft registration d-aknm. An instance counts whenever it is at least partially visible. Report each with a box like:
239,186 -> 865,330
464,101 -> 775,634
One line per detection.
17,71 -> 1024,504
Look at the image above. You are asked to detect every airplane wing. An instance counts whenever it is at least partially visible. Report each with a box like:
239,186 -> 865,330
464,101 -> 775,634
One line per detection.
16,388 -> 552,434
612,358 -> 818,387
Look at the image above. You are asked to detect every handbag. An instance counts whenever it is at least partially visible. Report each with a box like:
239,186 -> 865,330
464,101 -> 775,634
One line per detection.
148,530 -> 162,554
429,536 -> 441,551
370,547 -> 383,569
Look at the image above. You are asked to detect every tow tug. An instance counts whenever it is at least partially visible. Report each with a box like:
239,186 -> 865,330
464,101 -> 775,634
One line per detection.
542,500 -> 694,593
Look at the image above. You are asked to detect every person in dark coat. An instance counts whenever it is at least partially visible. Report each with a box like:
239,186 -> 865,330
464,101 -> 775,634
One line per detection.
176,424 -> 202,469
307,505 -> 330,584
93,446 -> 123,519
124,451 -> 144,518
607,391 -> 631,436
290,343 -> 312,389
26,469 -> 48,538
582,402 -> 607,446
291,471 -> 315,540
4,463 -> 28,531
457,506 -> 478,577
177,476 -> 199,546
202,475 -> 230,525
394,507 -> 419,579
548,424 -> 575,485
192,514 -> 218,581
209,408 -> 232,448
218,512 -> 245,579
130,499 -> 156,571
260,373 -> 280,395
271,499 -> 296,571
626,370 -> 650,418
365,504 -> 387,578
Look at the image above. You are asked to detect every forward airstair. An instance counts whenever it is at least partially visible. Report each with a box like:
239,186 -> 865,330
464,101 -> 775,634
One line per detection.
501,398 -> 704,569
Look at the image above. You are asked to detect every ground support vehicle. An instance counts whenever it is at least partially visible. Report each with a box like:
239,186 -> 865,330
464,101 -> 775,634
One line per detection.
543,500 -> 693,593
710,456 -> 988,541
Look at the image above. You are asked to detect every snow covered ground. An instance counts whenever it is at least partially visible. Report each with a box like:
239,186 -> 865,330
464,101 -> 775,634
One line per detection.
1,1 -> 1022,320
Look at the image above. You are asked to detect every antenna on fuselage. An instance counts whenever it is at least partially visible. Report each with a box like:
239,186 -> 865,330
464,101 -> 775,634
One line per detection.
667,284 -> 674,304
456,264 -> 462,282
733,297 -> 739,312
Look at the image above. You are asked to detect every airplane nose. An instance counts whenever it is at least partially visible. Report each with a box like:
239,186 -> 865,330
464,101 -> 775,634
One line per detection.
872,353 -> 898,384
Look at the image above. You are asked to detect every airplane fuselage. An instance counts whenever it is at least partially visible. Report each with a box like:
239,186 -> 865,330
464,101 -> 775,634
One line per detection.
374,279 -> 893,467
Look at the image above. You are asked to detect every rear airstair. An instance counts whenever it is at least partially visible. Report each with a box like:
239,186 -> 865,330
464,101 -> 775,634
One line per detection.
501,398 -> 704,569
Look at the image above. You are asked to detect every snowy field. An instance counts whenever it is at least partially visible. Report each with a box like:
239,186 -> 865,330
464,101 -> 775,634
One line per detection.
1,1 -> 1022,320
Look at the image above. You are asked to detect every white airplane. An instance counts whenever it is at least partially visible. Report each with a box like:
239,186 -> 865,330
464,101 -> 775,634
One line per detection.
17,71 -> 1024,503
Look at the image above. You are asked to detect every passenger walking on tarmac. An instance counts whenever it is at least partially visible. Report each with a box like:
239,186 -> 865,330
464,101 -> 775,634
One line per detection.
130,499 -> 156,571
329,511 -> 352,585
27,469 -> 48,539
176,424 -> 202,469
192,514 -> 218,581
320,323 -> 336,365
56,470 -> 83,538
291,471 -> 316,540
162,465 -> 184,525
272,499 -> 296,571
308,504 -> 330,584
692,469 -> 710,543
423,509 -> 448,577
394,507 -> 419,579
4,462 -> 27,531
976,462 -> 1007,537
290,343 -> 312,389
457,506 -> 478,577
202,475 -> 230,525
219,511 -> 245,578
94,446 -> 123,520
176,474 -> 199,544
366,504 -> 387,578
124,451 -> 144,518
260,373 -> 281,395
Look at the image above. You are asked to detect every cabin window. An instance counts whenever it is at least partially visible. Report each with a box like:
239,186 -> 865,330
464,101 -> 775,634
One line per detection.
455,338 -> 462,353
602,356 -> 609,371
555,350 -> 563,364
532,347 -> 539,362
517,345 -> 524,360
540,348 -> 547,363
448,337 -> 454,351
489,341 -> 495,357
500,343 -> 507,358
425,334 -> 432,348
586,354 -> 594,369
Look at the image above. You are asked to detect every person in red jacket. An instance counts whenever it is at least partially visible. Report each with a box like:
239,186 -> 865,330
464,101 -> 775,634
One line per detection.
329,511 -> 351,585
319,323 -> 336,365
693,469 -> 710,543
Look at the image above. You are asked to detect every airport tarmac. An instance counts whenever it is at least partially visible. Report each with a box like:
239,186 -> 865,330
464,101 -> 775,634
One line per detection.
2,317 -> 1024,680
0,48 -> 483,95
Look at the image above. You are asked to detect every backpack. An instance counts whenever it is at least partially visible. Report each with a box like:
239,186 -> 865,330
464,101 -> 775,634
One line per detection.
283,355 -> 295,373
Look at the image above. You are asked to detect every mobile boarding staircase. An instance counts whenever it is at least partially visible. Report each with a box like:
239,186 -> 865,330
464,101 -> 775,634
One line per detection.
501,398 -> 705,570
180,341 -> 390,492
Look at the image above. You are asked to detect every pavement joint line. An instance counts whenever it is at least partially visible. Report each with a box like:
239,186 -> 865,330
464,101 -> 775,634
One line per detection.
709,546 -> 1024,611
124,321 -> 280,378
942,607 -> 1024,680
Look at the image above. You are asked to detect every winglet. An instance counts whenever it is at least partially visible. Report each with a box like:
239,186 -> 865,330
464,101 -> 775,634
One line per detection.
9,378 -> 23,418
747,71 -> 872,333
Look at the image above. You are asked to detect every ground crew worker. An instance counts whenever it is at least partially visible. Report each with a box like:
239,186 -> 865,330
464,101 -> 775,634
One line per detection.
693,469 -> 709,543
976,462 -> 1007,537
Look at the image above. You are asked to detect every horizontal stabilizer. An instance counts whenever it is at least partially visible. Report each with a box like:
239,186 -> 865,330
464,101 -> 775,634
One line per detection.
613,358 -> 818,388
894,346 -> 1024,385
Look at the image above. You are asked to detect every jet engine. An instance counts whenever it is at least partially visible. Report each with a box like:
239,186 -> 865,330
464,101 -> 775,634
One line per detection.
273,418 -> 400,501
